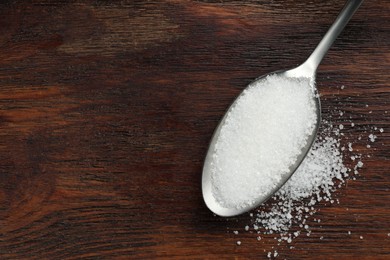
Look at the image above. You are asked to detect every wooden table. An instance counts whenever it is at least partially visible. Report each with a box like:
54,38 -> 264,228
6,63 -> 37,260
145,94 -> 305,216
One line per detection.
0,1 -> 389,259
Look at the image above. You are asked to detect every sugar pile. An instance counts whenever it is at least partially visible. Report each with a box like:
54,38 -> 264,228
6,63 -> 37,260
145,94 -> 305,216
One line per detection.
255,126 -> 353,235
230,110 -> 384,258
211,74 -> 317,209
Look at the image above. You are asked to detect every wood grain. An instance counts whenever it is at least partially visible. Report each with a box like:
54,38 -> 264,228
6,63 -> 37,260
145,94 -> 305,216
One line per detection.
0,0 -> 389,259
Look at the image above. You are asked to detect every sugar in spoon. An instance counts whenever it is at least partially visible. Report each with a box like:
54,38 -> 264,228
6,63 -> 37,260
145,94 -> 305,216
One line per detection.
202,0 -> 364,217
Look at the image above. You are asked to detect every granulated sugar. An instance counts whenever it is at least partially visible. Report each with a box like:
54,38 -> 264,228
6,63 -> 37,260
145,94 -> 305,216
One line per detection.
255,126 -> 348,235
211,74 -> 317,209
227,103 -> 384,258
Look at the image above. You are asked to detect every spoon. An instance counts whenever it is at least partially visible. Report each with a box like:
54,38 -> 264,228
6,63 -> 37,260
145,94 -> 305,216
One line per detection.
202,0 -> 364,217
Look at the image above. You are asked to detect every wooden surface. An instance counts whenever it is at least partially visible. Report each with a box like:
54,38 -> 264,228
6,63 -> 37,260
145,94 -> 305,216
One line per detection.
0,0 -> 389,259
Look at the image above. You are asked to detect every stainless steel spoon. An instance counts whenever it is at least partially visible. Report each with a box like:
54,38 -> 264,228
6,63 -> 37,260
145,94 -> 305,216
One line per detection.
202,0 -> 364,217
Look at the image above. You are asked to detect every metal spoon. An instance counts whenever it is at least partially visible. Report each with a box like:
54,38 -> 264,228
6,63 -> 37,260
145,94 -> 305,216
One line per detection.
202,0 -> 364,217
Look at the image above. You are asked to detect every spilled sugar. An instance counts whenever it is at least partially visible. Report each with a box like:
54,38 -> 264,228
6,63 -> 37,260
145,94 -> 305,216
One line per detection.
213,78 -> 384,258
211,74 -> 317,209
254,124 -> 353,236
227,99 -> 385,258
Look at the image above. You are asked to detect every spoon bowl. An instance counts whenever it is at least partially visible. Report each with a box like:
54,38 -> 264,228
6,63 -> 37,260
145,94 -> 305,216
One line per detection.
202,68 -> 321,217
202,0 -> 364,217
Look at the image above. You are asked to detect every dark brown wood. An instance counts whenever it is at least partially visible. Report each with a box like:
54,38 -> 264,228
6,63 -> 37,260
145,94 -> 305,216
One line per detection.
0,0 -> 389,259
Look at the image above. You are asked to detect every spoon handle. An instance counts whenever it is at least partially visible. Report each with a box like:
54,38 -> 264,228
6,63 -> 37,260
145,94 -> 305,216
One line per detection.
304,0 -> 364,72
